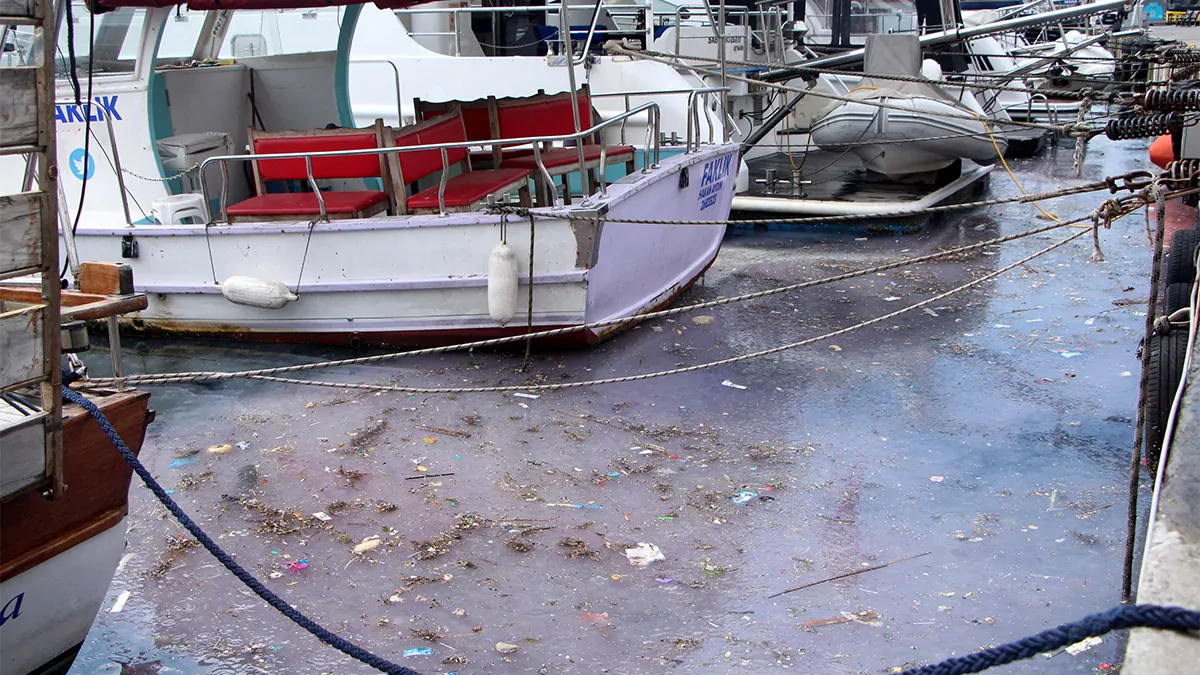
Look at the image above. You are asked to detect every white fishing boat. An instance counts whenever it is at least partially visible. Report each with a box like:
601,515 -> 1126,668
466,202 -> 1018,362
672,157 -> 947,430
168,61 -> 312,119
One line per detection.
0,1 -> 739,347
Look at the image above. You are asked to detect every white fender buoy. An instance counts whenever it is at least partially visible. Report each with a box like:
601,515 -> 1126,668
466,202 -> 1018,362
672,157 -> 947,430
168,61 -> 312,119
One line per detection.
219,276 -> 298,310
487,243 -> 520,326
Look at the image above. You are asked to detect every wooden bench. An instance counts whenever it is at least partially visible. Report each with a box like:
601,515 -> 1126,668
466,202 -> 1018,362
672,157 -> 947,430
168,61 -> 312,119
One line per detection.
225,120 -> 395,222
415,88 -> 637,205
492,87 -> 636,205
385,108 -> 531,215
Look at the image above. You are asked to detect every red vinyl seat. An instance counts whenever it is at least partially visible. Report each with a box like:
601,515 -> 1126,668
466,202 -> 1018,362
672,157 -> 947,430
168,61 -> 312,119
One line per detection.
226,191 -> 389,217
501,144 -> 635,170
388,109 -> 531,214
406,169 -> 532,210
225,120 -> 396,222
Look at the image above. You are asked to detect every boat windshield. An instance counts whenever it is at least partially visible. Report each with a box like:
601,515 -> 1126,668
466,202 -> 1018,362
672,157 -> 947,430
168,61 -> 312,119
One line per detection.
54,2 -> 147,78
806,0 -> 920,36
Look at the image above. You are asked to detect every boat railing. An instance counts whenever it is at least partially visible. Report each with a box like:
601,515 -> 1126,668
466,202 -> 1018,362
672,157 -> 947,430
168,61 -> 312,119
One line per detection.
590,86 -> 732,151
666,6 -> 753,61
394,2 -> 654,58
648,3 -> 800,67
199,101 -> 667,220
805,11 -> 919,38
349,59 -> 404,126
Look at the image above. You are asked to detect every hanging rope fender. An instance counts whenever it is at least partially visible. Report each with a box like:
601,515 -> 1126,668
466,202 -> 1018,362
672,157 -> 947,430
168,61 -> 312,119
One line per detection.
901,604 -> 1200,675
1089,196 -> 1125,262
60,387 -> 427,675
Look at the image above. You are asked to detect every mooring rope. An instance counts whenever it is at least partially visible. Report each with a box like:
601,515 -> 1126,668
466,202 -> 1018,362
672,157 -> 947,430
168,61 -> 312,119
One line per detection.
68,392 -> 1200,675
533,173 -> 1150,226
116,221 -> 1101,394
605,43 -> 1098,135
902,604 -> 1200,675
90,212 -> 1096,389
61,387 -> 426,675
614,44 -> 1130,102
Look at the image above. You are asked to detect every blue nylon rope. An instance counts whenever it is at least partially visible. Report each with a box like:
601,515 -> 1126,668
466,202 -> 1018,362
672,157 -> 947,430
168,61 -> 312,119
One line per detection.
903,604 -> 1200,675
64,386 -> 425,675
67,386 -> 1200,675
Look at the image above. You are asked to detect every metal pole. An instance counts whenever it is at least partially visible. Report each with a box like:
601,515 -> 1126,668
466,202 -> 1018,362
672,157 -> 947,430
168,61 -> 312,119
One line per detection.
761,0 -> 1124,77
107,315 -> 125,391
560,3 -> 587,202
102,112 -> 133,226
57,178 -> 80,278
718,0 -> 729,142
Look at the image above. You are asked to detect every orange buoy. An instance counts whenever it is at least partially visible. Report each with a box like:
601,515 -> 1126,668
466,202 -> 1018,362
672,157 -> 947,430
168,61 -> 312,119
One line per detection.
1150,133 -> 1175,169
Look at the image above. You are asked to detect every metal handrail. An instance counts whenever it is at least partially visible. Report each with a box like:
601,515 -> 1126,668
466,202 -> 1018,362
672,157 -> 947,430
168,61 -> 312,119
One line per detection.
350,59 -> 404,124
590,86 -> 731,150
198,102 -> 664,220
394,1 -> 652,59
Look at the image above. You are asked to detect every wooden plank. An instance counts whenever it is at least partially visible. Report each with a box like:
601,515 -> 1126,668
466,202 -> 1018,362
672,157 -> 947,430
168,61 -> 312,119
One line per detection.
0,68 -> 38,148
0,286 -> 148,321
0,0 -> 37,19
0,286 -> 106,306
62,294 -> 147,322
0,411 -> 48,500
0,304 -> 44,390
78,262 -> 134,295
0,193 -> 43,277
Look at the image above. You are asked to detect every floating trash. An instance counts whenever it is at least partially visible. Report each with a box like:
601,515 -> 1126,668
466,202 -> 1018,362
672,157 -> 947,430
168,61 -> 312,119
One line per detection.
353,537 -> 381,555
624,542 -> 665,567
730,490 -> 757,505
494,642 -> 520,655
403,647 -> 433,658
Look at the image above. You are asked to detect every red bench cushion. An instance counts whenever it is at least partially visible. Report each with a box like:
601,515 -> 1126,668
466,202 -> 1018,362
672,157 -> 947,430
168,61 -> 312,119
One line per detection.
497,94 -> 592,140
419,104 -> 492,142
501,144 -> 635,170
254,133 -> 383,181
407,169 -> 530,210
227,191 -> 389,217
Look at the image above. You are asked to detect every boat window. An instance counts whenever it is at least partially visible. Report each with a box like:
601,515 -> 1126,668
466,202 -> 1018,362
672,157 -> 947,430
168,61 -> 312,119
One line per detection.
217,9 -> 343,58
1,25 -> 37,67
157,8 -> 209,62
55,2 -> 146,79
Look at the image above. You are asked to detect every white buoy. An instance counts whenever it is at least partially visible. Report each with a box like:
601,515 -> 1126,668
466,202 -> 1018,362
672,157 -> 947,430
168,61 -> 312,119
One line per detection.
219,276 -> 298,310
487,243 -> 520,325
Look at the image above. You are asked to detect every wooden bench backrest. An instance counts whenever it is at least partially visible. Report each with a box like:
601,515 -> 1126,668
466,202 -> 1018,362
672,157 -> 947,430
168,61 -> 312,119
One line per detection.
495,86 -> 593,141
391,109 -> 471,186
248,120 -> 389,191
414,97 -> 498,144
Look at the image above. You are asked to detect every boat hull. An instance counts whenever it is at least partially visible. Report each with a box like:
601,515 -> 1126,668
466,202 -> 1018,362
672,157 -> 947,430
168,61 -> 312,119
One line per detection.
67,146 -> 738,348
0,519 -> 128,675
1,391 -> 152,675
